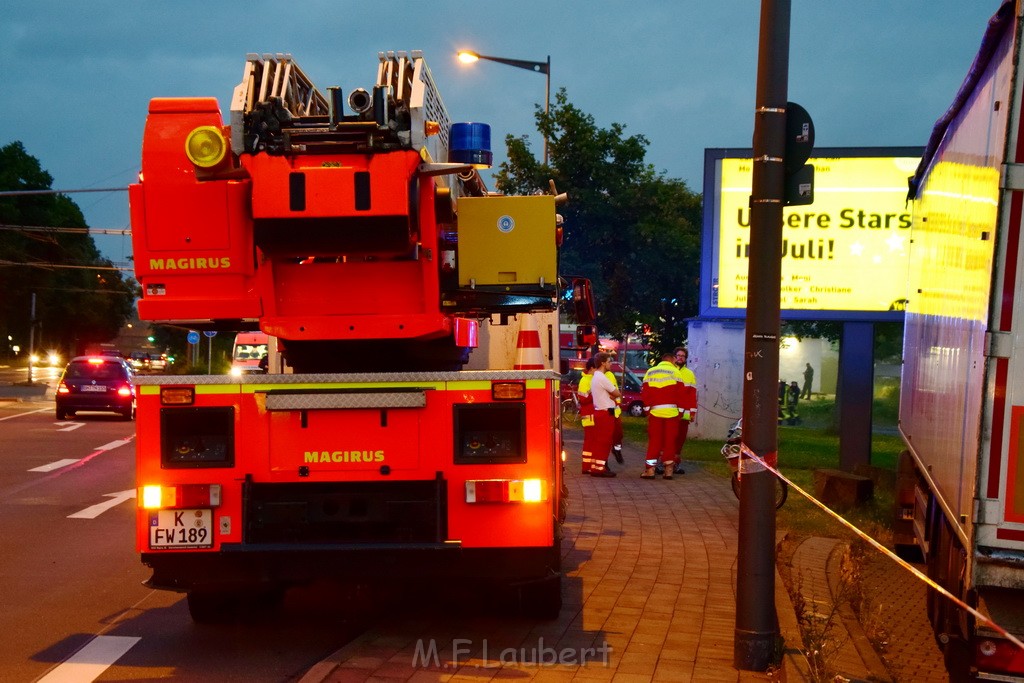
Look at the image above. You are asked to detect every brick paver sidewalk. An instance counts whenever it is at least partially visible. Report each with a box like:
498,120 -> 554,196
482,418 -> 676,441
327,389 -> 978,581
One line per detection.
304,436 -> 819,682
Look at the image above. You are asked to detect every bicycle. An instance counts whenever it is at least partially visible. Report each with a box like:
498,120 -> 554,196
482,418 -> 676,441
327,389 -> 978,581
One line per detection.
721,419 -> 788,509
561,392 -> 580,423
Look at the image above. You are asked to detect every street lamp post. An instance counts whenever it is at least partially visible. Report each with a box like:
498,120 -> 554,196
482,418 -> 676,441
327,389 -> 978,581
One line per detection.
456,50 -> 551,165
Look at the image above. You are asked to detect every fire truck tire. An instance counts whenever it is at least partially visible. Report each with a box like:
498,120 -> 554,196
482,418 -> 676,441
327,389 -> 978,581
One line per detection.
187,590 -> 236,623
187,587 -> 285,623
517,575 -> 562,620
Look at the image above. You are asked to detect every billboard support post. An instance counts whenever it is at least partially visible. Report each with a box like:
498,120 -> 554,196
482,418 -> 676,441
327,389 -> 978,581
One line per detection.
734,0 -> 787,671
839,321 -> 874,470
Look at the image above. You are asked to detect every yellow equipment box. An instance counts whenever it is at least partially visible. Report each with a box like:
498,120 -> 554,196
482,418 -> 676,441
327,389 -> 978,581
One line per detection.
456,195 -> 557,290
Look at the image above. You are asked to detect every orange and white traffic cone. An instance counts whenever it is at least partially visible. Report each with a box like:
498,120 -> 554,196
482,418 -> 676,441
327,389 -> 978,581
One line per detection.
513,316 -> 545,370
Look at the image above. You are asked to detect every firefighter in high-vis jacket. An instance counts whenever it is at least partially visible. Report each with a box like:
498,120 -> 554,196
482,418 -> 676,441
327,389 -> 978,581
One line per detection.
641,352 -> 682,480
672,346 -> 697,474
589,352 -> 621,477
606,365 -> 625,465
578,358 -> 596,474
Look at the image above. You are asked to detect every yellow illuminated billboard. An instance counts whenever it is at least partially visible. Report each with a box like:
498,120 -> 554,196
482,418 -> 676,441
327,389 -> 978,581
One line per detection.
701,147 -> 923,320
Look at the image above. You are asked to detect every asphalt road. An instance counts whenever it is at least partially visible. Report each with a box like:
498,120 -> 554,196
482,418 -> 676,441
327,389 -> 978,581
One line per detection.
0,403 -> 368,682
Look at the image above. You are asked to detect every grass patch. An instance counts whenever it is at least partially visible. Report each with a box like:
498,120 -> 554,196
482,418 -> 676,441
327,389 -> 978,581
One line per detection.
617,396 -> 903,540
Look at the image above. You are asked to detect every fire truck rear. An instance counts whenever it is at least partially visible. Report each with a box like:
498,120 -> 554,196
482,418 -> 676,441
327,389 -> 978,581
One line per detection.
128,51 -> 570,621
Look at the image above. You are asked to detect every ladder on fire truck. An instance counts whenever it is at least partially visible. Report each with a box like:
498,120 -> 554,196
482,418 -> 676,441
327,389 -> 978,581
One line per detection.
229,51 -> 450,156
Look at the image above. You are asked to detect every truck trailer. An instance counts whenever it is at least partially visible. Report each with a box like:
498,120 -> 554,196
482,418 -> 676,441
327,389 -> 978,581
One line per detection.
128,51 -> 574,621
899,1 -> 1024,677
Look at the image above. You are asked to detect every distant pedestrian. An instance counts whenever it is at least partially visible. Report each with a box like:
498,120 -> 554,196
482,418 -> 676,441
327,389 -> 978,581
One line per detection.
589,352 -> 621,478
778,380 -> 787,425
801,362 -> 814,399
258,354 -> 269,373
641,352 -> 682,480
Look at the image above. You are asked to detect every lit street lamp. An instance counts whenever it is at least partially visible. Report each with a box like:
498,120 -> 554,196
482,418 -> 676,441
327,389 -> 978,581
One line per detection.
456,50 -> 551,165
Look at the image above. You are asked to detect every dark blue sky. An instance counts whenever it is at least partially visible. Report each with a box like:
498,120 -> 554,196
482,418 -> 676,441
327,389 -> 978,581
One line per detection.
2,1 -> 1001,265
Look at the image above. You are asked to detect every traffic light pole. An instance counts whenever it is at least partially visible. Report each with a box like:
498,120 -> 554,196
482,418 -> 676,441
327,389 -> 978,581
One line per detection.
734,0 -> 790,671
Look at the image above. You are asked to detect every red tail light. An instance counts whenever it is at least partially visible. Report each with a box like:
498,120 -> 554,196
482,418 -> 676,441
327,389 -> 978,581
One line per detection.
140,483 -> 222,509
117,386 -> 132,397
57,383 -> 70,395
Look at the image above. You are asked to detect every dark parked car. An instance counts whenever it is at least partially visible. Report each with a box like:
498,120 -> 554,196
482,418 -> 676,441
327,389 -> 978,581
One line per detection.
55,356 -> 136,420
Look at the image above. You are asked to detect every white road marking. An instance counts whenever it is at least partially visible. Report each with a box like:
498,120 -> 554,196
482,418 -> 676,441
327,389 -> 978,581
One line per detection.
37,635 -> 140,683
0,407 -> 50,421
56,422 -> 85,432
68,489 -> 137,519
96,438 -> 134,452
29,459 -> 81,473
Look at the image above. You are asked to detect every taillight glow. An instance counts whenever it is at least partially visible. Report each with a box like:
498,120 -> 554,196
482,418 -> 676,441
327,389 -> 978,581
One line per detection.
139,484 -> 222,509
160,386 -> 195,405
976,637 -> 1024,675
466,479 -> 547,504
117,386 -> 132,397
57,383 -> 70,395
492,382 -> 526,400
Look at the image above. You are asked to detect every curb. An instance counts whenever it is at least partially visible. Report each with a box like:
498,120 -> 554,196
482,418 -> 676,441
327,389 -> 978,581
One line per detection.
826,542 -> 892,682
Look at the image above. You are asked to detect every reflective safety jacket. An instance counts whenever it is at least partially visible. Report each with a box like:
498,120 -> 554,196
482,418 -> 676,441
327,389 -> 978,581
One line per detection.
578,371 -> 595,426
641,360 -> 681,419
677,365 -> 697,421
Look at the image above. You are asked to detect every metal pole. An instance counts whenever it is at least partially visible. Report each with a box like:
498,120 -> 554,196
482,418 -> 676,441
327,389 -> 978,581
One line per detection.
27,292 -> 36,386
734,0 -> 789,671
207,336 -> 212,375
544,55 -> 551,166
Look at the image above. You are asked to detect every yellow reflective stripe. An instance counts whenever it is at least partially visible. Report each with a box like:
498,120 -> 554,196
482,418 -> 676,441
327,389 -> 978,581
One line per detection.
196,385 -> 239,394
240,381 -> 445,394
148,379 -> 549,396
446,380 -> 548,390
139,385 -> 239,396
446,381 -> 493,391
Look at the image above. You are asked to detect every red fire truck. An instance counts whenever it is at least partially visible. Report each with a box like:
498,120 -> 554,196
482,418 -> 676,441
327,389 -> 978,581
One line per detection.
128,51 -> 573,621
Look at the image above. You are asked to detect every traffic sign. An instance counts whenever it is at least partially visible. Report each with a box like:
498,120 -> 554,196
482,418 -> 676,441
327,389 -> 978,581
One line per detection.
203,330 -> 217,338
187,331 -> 200,345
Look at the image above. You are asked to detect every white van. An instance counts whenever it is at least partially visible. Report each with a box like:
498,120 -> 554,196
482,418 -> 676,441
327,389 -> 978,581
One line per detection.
230,332 -> 269,375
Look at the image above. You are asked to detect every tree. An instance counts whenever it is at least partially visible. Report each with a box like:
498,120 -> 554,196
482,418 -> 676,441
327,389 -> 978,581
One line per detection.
0,142 -> 137,359
494,89 -> 702,354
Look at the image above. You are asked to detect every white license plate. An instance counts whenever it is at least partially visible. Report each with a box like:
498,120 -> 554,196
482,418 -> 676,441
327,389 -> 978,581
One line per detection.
81,385 -> 107,392
149,509 -> 213,549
